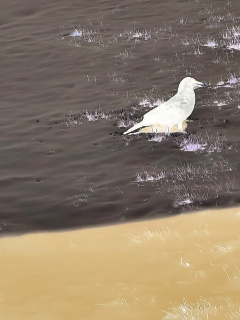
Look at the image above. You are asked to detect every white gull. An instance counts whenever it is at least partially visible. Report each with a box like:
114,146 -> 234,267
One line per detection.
124,77 -> 205,135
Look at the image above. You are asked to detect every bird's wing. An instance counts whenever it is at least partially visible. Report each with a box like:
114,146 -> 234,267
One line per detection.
142,94 -> 189,126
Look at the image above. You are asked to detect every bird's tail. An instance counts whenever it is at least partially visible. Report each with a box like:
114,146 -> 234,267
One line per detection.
123,121 -> 145,135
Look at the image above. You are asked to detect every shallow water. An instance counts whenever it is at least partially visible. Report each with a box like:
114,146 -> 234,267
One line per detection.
1,0 -> 240,233
1,207 -> 240,319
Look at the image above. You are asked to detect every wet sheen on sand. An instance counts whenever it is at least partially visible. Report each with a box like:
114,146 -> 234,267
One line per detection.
1,0 -> 240,233
1,207 -> 240,319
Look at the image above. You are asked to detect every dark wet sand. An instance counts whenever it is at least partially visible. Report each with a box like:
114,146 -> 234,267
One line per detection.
1,207 -> 240,319
1,0 -> 240,233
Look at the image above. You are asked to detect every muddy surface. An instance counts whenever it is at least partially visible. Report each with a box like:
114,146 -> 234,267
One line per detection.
1,0 -> 240,234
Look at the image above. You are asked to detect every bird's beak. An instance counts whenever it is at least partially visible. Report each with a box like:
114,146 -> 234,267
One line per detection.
195,81 -> 206,88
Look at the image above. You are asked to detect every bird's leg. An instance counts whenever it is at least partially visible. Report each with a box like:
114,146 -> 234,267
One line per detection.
177,122 -> 187,134
177,122 -> 183,131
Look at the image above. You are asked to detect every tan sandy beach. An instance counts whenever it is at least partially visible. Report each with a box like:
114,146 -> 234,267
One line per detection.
1,207 -> 240,319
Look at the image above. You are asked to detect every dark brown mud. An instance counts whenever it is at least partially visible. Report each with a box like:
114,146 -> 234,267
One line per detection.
1,0 -> 240,234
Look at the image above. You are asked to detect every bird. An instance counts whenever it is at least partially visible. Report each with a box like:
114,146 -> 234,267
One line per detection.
123,77 -> 206,135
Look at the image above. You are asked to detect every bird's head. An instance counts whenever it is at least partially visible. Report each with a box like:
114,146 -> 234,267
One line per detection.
178,77 -> 206,93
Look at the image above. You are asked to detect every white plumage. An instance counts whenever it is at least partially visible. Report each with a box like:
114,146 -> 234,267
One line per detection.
124,77 -> 205,135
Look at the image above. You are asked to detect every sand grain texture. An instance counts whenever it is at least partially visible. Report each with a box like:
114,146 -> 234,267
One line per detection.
1,207 -> 240,319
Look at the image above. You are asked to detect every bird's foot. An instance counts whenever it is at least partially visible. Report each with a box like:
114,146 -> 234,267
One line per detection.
177,122 -> 187,133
